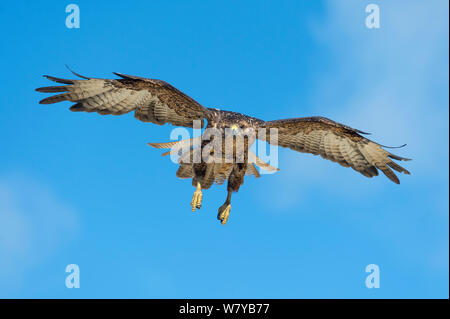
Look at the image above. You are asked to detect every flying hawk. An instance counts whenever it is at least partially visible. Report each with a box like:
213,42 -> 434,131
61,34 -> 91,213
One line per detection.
36,70 -> 411,225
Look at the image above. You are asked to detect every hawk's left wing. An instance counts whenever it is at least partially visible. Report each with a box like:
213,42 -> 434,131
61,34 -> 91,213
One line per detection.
259,116 -> 411,184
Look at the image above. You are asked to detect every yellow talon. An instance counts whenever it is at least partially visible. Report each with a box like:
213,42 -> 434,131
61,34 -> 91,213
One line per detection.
191,183 -> 202,212
218,203 -> 231,225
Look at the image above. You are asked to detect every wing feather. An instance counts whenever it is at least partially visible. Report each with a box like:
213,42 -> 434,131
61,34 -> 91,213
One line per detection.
36,71 -> 208,128
260,117 -> 410,184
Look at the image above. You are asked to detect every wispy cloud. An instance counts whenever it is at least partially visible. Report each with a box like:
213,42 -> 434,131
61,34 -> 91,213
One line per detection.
0,174 -> 79,295
262,0 -> 449,207
254,0 -> 449,284
313,0 -> 448,165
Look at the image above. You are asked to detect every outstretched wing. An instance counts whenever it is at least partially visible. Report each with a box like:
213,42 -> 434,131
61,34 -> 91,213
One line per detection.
36,70 -> 208,127
259,116 -> 411,184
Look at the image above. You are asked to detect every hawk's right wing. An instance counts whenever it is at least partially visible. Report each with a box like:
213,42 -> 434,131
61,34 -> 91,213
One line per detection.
36,70 -> 208,128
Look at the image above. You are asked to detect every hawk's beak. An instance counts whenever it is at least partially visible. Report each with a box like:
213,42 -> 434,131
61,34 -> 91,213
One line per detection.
231,125 -> 239,135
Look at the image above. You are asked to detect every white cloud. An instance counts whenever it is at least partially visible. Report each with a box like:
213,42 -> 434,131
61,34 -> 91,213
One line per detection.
254,0 -> 449,280
313,0 -> 449,169
0,174 -> 79,294
265,0 -> 449,204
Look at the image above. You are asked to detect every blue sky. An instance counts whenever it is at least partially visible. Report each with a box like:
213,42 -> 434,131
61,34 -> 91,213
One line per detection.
0,0 -> 448,298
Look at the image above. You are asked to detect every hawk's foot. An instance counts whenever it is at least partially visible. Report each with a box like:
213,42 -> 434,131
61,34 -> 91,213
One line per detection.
191,184 -> 203,212
217,203 -> 231,225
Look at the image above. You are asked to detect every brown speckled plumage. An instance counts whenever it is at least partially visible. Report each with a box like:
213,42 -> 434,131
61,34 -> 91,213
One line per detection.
36,70 -> 411,224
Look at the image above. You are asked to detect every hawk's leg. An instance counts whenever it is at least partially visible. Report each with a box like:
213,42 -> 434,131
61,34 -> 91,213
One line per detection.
217,190 -> 232,225
191,182 -> 203,212
218,163 -> 246,225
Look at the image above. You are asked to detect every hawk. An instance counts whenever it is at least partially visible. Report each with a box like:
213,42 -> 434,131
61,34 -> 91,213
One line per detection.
36,69 -> 411,225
